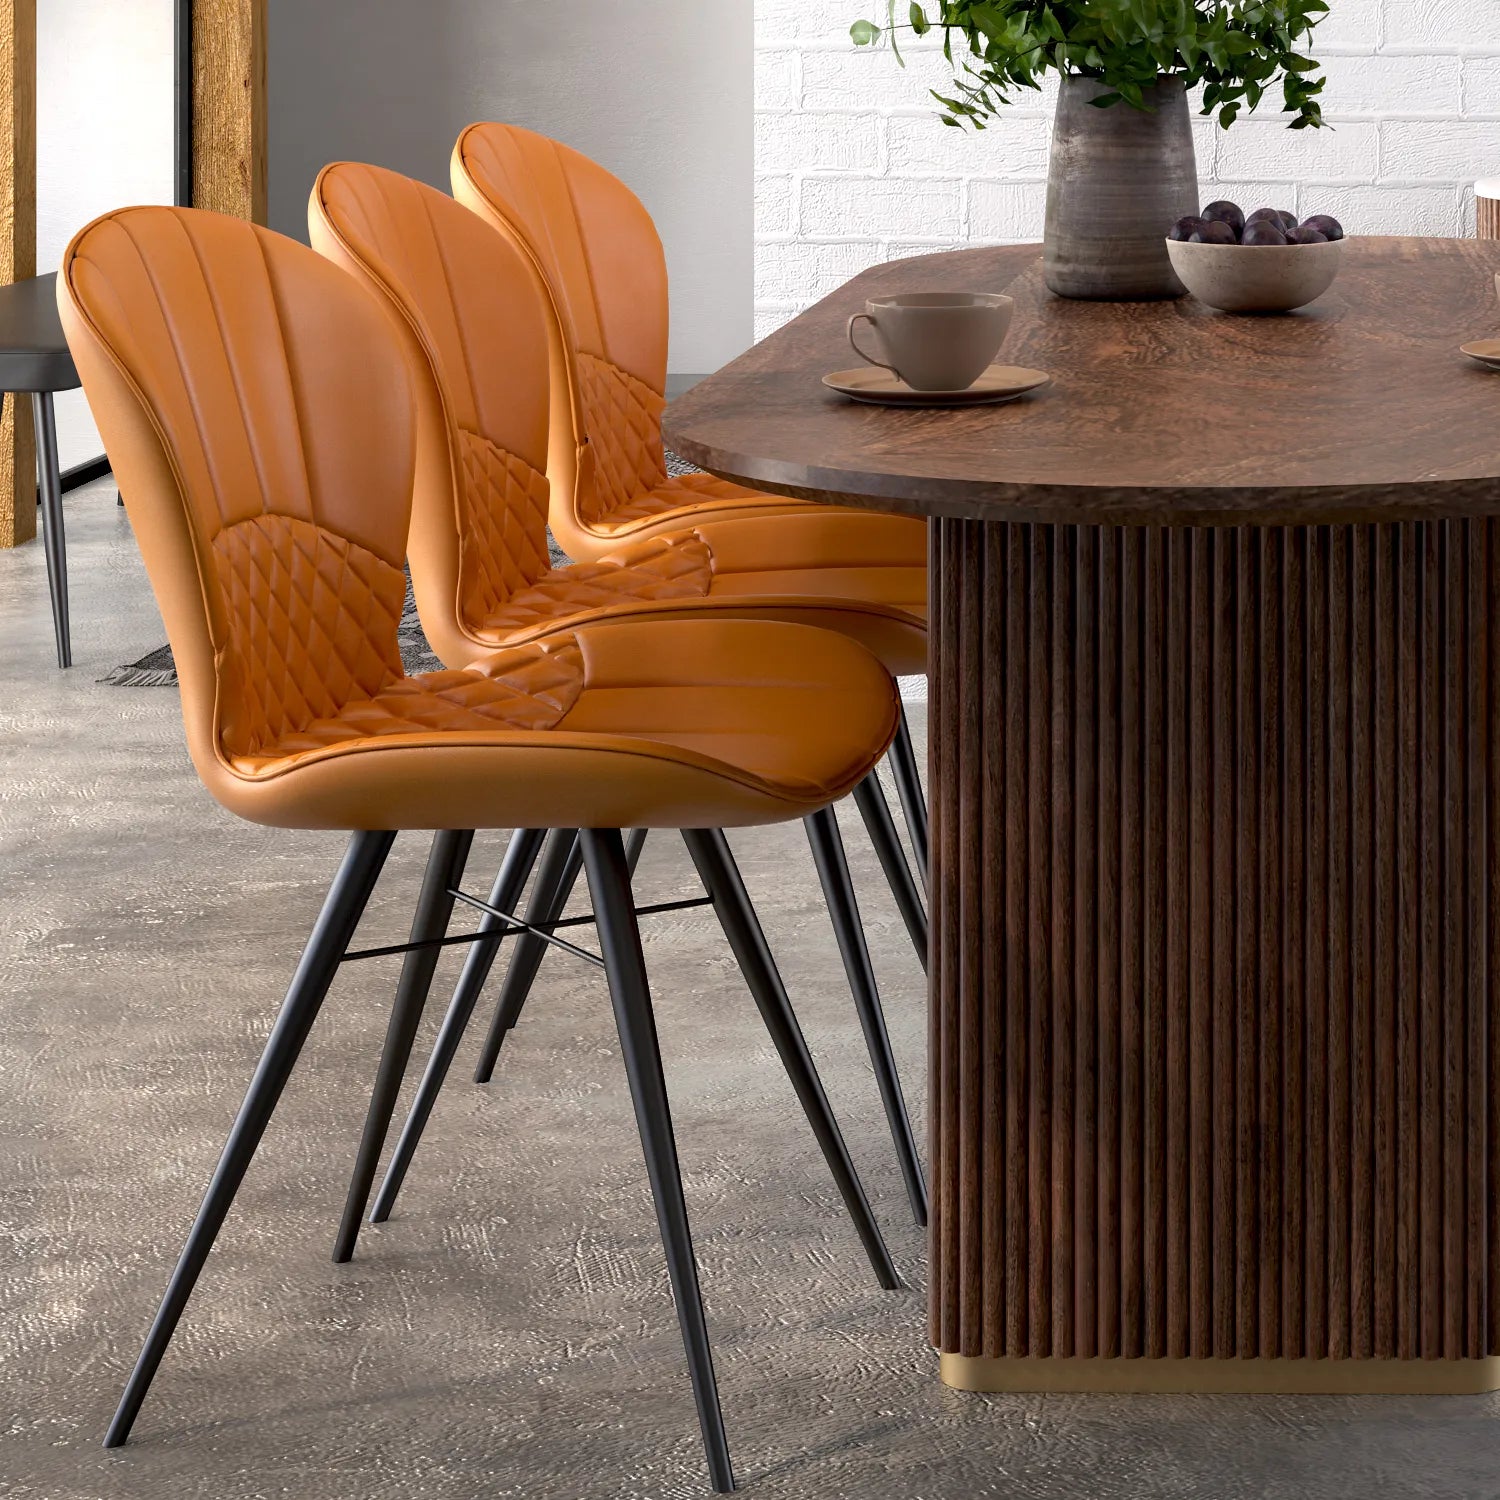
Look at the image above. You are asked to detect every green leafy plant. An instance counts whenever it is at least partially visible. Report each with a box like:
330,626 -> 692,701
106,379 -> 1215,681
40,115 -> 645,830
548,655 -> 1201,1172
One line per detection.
852,1 -> 1329,130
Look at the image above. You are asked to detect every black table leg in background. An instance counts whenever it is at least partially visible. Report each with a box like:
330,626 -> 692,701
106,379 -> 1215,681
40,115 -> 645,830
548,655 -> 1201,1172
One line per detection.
32,391 -> 69,668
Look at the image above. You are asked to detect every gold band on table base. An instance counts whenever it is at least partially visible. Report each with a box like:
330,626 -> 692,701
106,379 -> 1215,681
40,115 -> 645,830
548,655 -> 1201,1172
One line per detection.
940,1353 -> 1500,1395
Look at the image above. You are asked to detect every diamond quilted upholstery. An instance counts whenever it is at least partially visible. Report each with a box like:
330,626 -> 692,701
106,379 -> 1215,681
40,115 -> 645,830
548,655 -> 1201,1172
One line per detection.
213,514 -> 408,761
481,531 -> 713,634
576,352 -> 668,525
456,428 -> 553,622
227,641 -> 584,775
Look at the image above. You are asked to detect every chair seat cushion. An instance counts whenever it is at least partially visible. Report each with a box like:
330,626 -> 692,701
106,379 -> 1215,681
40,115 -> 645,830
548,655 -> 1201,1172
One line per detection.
213,619 -> 898,833
477,510 -> 929,677
593,470 -> 775,531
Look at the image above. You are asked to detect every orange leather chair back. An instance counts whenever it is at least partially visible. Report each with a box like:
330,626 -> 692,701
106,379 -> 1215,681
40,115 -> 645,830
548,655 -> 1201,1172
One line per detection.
450,122 -> 671,547
309,161 -> 555,668
58,206 -> 420,811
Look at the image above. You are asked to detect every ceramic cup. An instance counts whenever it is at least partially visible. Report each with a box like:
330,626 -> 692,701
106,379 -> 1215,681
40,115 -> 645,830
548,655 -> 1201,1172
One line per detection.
846,292 -> 1013,392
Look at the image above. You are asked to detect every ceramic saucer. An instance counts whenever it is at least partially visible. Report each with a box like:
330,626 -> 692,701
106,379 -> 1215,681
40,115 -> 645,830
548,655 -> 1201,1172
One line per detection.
1459,339 -> 1500,370
822,364 -> 1050,407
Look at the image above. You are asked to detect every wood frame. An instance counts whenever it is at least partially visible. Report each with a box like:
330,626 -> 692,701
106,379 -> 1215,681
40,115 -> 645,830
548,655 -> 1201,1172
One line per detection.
0,0 -> 264,547
0,0 -> 33,548
190,0 -> 266,223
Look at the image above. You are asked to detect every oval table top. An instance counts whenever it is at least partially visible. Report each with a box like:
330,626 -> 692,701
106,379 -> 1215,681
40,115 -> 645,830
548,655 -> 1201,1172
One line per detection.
664,236 -> 1500,527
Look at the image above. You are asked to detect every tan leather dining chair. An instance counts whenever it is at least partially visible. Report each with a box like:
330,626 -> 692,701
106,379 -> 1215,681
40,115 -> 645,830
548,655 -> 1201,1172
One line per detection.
61,204 -> 907,1493
449,122 -> 931,882
308,159 -> 929,1229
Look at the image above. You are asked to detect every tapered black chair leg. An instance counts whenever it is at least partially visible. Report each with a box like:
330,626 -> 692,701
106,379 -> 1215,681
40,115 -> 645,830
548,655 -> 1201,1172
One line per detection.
889,703 -> 928,895
33,392 -> 70,668
471,829 -> 583,1083
623,826 -> 649,872
804,808 -> 928,1227
852,774 -> 928,970
582,828 -> 734,1494
371,827 -> 546,1224
469,828 -> 648,1085
333,829 -> 475,1262
682,828 -> 900,1291
105,830 -> 396,1449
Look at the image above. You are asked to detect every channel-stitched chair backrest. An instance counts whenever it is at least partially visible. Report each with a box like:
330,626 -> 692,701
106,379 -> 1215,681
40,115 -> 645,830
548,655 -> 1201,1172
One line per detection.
451,122 -> 671,536
58,206 -> 419,800
309,160 -> 555,668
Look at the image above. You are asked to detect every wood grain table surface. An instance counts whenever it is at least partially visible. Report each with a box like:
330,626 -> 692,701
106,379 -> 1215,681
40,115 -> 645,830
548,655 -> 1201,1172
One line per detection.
667,236 -> 1500,525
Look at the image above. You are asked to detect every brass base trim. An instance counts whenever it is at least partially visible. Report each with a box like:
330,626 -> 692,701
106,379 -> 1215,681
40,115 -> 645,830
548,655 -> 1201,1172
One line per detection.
940,1353 -> 1500,1395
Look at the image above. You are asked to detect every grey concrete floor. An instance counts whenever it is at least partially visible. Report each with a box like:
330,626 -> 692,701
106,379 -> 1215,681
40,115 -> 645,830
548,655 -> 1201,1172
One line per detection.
3,485 -> 1500,1499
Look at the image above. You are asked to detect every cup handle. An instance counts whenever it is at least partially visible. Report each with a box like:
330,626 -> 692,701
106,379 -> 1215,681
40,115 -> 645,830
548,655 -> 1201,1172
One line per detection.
847,313 -> 899,375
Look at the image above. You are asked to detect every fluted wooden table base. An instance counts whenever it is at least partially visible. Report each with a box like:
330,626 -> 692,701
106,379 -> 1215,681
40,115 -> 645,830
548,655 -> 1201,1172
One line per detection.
929,517 -> 1500,1383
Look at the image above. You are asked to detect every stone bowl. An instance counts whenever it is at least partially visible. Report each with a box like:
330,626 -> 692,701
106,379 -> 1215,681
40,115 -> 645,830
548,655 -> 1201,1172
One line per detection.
1165,237 -> 1344,313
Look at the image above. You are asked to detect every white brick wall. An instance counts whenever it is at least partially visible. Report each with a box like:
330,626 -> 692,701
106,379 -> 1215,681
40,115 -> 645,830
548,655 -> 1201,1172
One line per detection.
755,3 -> 1500,336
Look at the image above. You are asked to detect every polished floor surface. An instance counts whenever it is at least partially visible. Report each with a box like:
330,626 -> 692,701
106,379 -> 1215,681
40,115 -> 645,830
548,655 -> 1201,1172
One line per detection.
4,485 -> 1499,1499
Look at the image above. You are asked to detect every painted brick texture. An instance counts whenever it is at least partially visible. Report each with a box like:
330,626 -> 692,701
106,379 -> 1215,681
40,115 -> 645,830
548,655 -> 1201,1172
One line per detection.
756,3 -> 1500,336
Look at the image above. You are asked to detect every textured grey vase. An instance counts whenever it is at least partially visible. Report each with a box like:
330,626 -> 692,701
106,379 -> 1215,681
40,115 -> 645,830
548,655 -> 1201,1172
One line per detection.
1045,74 -> 1199,300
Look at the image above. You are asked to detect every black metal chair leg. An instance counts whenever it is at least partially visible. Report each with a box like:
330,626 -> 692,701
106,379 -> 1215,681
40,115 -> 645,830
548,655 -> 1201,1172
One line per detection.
804,808 -> 928,1228
889,703 -> 928,895
623,826 -> 649,872
370,827 -> 546,1224
33,392 -> 70,668
469,828 -> 648,1085
681,828 -> 900,1292
333,829 -> 475,1263
852,774 -> 928,970
582,828 -> 734,1494
470,829 -> 583,1083
105,830 -> 396,1449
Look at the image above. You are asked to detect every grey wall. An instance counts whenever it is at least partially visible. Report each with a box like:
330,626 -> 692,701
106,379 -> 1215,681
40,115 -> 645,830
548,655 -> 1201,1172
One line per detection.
269,0 -> 754,375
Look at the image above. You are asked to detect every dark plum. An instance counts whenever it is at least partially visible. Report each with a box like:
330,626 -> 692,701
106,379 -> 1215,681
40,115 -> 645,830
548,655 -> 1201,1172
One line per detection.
1169,215 -> 1207,242
1189,220 -> 1238,244
1300,213 -> 1345,241
1202,199 -> 1245,235
1287,226 -> 1329,244
1276,209 -> 1299,233
1242,221 -> 1289,246
1245,207 -> 1283,226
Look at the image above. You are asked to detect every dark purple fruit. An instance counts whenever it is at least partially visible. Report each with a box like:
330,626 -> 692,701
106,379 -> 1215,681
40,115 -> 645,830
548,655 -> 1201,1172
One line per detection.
1202,199 -> 1245,235
1189,220 -> 1238,244
1287,226 -> 1329,244
1276,209 -> 1299,233
1242,221 -> 1289,246
1169,215 -> 1207,242
1299,213 -> 1344,241
1245,207 -> 1283,226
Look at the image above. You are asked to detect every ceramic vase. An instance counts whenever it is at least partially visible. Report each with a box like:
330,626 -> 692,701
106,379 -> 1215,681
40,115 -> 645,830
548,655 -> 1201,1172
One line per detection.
1045,74 -> 1199,300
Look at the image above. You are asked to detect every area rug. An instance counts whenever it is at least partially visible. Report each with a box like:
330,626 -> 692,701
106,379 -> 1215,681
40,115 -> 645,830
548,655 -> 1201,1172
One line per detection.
103,453 -> 701,687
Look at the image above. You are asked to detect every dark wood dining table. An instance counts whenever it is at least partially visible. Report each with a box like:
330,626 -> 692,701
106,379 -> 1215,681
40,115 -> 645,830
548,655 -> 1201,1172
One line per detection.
666,235 -> 1500,1395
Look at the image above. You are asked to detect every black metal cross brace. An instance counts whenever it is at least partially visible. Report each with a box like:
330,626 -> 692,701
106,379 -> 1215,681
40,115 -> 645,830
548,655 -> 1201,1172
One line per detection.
340,888 -> 715,970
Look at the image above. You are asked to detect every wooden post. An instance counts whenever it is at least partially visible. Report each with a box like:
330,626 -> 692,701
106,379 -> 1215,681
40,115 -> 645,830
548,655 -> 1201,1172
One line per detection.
1477,179 -> 1500,241
0,0 -> 33,549
192,0 -> 266,223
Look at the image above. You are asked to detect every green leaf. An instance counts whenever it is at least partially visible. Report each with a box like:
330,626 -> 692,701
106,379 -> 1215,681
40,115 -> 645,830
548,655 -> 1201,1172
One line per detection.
851,0 -> 1331,132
